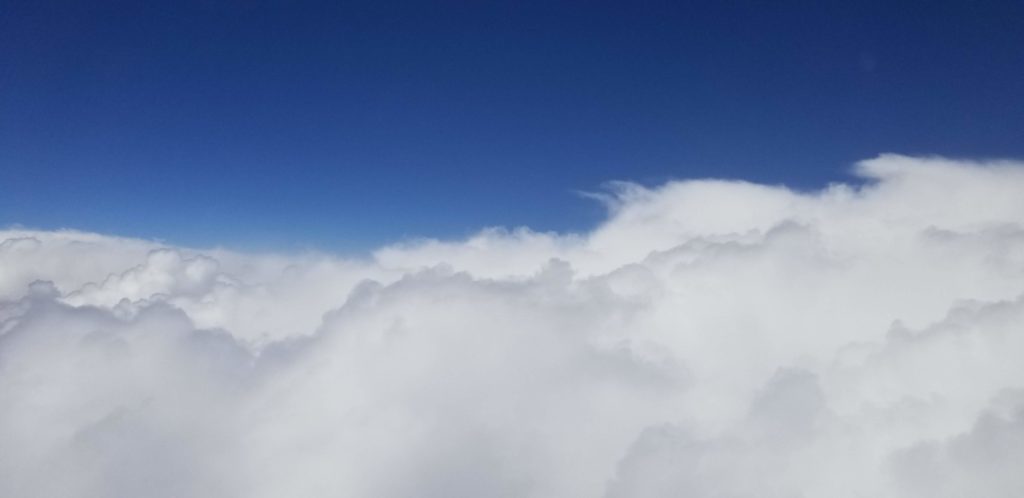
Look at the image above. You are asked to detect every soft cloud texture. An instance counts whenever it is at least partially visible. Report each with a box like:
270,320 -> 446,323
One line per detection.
2,154 -> 1024,497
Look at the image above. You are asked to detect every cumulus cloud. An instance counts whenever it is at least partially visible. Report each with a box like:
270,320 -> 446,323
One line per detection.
2,154 -> 1024,497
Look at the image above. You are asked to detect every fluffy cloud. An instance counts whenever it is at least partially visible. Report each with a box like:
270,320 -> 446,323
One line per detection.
2,154 -> 1024,497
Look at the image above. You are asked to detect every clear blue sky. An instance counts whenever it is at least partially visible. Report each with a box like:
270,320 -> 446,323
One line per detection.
3,0 -> 1023,251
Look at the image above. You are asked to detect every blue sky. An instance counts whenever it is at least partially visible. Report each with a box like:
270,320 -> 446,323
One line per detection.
3,0 -> 1023,251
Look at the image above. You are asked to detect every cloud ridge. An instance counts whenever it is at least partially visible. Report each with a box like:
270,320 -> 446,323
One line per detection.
2,155 -> 1024,497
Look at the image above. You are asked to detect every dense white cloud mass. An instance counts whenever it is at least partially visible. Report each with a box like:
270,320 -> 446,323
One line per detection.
2,154 -> 1024,497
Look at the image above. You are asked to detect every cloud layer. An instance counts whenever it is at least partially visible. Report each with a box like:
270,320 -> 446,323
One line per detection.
2,154 -> 1024,497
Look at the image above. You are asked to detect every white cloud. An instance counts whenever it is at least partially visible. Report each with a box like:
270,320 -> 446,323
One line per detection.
1,154 -> 1024,497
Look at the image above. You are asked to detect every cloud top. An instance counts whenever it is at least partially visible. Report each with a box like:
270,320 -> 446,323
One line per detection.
2,155 -> 1024,497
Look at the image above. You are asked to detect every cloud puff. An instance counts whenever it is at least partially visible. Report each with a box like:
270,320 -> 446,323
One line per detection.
2,154 -> 1024,497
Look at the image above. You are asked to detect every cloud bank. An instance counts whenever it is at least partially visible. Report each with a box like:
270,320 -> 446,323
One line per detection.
2,154 -> 1024,497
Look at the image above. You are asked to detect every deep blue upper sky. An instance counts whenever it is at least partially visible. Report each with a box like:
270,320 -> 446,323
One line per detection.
3,0 -> 1023,251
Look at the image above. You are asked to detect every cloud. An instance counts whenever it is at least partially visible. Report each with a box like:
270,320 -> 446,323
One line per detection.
1,154 -> 1024,497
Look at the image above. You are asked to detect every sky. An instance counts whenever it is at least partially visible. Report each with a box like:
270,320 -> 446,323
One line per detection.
3,0 -> 1023,250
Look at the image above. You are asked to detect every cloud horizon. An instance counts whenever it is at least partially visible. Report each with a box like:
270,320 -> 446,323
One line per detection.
3,154 -> 1024,497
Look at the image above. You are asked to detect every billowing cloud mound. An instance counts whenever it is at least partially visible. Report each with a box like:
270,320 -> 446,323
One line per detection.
3,155 -> 1024,497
